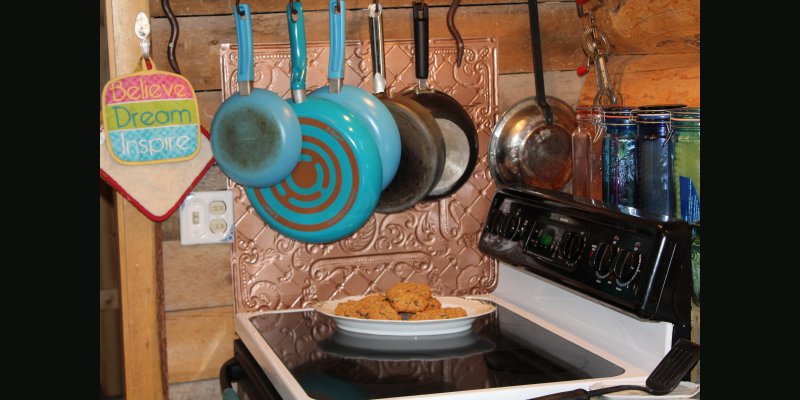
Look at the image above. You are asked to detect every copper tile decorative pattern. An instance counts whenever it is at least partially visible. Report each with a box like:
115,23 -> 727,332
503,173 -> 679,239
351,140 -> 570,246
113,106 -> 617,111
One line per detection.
222,38 -> 499,312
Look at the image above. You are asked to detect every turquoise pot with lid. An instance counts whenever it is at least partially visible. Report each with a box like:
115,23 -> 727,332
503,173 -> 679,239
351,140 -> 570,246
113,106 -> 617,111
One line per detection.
245,1 -> 382,243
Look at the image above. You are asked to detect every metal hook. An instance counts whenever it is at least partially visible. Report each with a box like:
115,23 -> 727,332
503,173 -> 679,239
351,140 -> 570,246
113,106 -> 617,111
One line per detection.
289,0 -> 298,14
447,0 -> 464,66
335,0 -> 341,13
235,0 -> 245,16
582,24 -> 610,57
590,106 -> 605,143
663,114 -> 675,144
162,0 -> 181,73
369,0 -> 381,16
134,11 -> 151,60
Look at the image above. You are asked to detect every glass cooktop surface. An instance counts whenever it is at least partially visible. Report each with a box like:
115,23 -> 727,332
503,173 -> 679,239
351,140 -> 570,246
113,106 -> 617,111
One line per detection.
249,303 -> 624,399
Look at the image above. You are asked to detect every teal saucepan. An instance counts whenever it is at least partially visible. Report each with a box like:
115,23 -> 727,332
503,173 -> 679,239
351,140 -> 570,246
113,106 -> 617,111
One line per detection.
211,3 -> 302,188
245,1 -> 381,243
309,0 -> 400,191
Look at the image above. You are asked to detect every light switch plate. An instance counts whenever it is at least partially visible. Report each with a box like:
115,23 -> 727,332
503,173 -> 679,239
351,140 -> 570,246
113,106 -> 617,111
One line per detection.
179,190 -> 234,245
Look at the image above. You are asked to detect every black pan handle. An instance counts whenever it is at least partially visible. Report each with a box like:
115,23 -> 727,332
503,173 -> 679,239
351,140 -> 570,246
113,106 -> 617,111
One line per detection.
369,2 -> 386,93
526,388 -> 590,400
527,0 -> 553,125
412,1 -> 429,80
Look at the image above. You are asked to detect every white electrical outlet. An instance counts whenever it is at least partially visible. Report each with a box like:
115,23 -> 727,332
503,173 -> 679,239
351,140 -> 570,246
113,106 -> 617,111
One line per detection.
179,190 -> 234,245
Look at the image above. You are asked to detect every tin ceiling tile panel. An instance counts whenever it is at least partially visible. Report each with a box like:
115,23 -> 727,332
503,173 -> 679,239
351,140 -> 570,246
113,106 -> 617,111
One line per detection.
222,38 -> 499,313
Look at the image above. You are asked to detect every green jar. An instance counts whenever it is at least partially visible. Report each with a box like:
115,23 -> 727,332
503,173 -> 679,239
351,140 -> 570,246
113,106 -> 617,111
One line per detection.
672,108 -> 700,223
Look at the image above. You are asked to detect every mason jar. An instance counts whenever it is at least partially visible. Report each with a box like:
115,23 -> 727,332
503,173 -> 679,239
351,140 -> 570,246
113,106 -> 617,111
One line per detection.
635,109 -> 675,217
601,106 -> 637,208
672,107 -> 700,223
571,106 -> 603,201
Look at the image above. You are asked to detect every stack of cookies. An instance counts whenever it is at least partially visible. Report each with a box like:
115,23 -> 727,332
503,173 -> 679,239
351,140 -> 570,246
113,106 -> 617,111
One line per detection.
334,282 -> 467,321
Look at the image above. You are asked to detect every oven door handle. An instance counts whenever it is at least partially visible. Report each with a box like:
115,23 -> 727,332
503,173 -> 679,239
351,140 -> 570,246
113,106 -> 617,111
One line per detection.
527,388 -> 590,400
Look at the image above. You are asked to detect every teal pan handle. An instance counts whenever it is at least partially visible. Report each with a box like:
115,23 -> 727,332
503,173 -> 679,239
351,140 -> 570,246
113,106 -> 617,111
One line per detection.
235,3 -> 254,83
287,2 -> 307,91
328,0 -> 345,80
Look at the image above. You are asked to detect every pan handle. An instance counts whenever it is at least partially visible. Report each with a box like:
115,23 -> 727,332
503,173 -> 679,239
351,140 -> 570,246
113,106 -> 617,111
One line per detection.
412,1 -> 429,82
287,0 -> 307,102
369,2 -> 387,94
527,0 -> 553,125
327,0 -> 345,92
234,3 -> 254,88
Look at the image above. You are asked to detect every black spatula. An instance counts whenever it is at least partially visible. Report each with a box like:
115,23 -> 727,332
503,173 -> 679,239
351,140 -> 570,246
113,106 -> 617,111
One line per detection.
529,338 -> 700,400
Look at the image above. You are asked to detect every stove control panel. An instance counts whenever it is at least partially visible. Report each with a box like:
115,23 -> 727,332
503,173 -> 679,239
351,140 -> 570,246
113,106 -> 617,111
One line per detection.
479,188 -> 692,330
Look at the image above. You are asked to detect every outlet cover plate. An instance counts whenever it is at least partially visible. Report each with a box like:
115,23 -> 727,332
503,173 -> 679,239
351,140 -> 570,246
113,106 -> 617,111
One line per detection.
180,190 -> 234,245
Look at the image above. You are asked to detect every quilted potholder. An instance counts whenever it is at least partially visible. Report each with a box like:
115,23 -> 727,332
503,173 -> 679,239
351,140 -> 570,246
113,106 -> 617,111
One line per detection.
100,58 -> 214,221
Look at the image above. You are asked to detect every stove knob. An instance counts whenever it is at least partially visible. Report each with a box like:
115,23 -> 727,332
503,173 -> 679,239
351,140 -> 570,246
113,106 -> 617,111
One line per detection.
489,213 -> 505,234
560,232 -> 586,263
613,249 -> 642,286
501,215 -> 521,239
592,242 -> 615,278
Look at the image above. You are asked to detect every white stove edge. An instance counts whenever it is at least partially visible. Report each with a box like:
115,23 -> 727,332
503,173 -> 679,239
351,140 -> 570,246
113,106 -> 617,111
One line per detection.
234,268 -> 664,399
494,262 -> 673,371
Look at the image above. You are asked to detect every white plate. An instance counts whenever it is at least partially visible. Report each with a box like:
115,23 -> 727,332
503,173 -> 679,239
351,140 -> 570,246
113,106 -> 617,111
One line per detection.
318,329 -> 496,360
312,295 -> 496,336
590,381 -> 700,399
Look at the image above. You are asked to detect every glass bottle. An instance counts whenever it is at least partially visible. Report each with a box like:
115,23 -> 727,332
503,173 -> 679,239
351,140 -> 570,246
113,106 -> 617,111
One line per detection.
672,107 -> 700,223
601,106 -> 637,208
635,109 -> 676,217
571,106 -> 603,201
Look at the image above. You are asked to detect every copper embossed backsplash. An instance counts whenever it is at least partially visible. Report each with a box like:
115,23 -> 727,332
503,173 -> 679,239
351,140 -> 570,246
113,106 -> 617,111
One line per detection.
222,38 -> 499,312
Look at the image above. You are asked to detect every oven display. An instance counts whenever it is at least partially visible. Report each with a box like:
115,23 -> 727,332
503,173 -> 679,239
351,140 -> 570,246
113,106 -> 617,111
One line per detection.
249,305 -> 624,400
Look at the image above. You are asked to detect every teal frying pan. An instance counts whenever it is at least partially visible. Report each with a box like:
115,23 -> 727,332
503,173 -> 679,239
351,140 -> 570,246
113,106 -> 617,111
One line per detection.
211,3 -> 302,188
309,0 -> 401,191
245,1 -> 382,243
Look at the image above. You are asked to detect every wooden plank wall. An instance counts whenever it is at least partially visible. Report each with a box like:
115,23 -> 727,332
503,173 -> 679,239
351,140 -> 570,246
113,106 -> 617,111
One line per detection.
99,1 -> 124,397
577,0 -> 700,106
106,0 -> 169,399
160,166 -> 235,394
144,0 -> 699,397
99,180 -> 124,397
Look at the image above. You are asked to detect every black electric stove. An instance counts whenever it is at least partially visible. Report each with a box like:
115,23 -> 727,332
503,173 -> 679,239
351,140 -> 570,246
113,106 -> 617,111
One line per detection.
224,302 -> 625,400
225,187 -> 694,400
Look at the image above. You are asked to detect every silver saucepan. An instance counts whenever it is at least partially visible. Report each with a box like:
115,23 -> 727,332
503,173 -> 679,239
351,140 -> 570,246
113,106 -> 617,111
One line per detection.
489,0 -> 576,191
